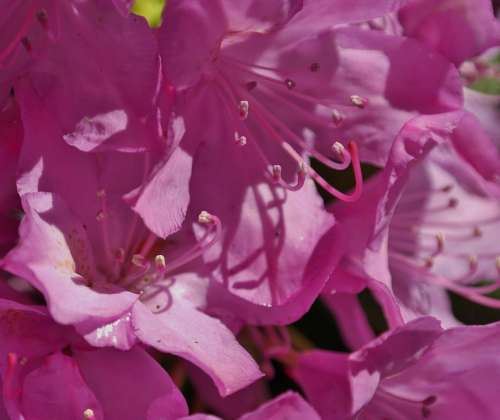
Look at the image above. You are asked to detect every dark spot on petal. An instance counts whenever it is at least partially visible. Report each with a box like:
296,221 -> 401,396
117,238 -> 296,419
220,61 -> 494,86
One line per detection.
310,62 -> 320,72
21,37 -> 32,52
246,81 -> 257,91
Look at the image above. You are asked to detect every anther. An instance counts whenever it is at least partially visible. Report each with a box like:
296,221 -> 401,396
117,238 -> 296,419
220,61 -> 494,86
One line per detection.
270,163 -> 306,191
96,189 -> 106,198
198,211 -> 213,224
468,255 -> 478,271
115,248 -> 125,263
95,210 -> 105,222
239,100 -> 249,120
448,198 -> 458,208
331,109 -> 344,126
473,226 -> 482,237
245,81 -> 257,91
21,37 -> 32,53
19,357 -> 27,366
285,78 -> 296,90
271,164 -> 282,182
131,254 -> 146,267
83,408 -> 95,419
350,95 -> 367,108
441,185 -> 453,193
331,141 -> 345,162
36,9 -> 48,30
234,131 -> 247,146
155,255 -> 166,271
435,233 -> 445,253
310,62 -> 320,72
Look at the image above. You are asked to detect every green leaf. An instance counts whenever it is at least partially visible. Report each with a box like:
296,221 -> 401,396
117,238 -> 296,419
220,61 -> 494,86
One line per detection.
132,0 -> 165,27
470,77 -> 500,95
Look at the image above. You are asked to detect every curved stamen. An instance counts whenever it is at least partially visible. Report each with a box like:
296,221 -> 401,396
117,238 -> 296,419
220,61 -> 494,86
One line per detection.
247,88 -> 352,171
390,252 -> 500,309
162,211 -> 222,275
252,95 -> 363,201
235,85 -> 362,201
270,163 -> 307,191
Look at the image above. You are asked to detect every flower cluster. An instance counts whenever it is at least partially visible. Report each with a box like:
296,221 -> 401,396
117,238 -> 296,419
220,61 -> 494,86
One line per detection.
0,0 -> 499,419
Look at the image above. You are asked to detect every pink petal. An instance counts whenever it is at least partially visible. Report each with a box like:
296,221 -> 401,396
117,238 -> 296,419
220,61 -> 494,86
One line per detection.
75,347 -> 188,420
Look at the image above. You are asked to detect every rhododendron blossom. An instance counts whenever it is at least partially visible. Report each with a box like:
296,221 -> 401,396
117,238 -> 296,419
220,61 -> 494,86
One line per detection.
0,0 -> 499,418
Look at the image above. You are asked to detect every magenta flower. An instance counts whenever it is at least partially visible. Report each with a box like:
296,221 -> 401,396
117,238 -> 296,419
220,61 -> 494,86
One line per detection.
2,82 -> 262,396
293,317 -> 500,420
138,0 -> 465,325
0,295 -> 188,420
181,391 -> 320,420
325,109 -> 500,329
160,0 -> 462,172
1,1 -> 159,152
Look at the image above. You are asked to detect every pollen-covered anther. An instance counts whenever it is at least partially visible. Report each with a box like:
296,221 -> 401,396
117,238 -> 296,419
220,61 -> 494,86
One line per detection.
19,357 -> 27,366
239,100 -> 249,120
155,254 -> 166,271
198,210 -> 214,225
271,164 -> 282,182
331,141 -> 345,162
331,109 -> 344,126
83,408 -> 95,419
131,254 -> 146,267
95,210 -> 105,222
285,78 -> 296,90
350,95 -> 368,108
96,189 -> 106,198
234,131 -> 247,146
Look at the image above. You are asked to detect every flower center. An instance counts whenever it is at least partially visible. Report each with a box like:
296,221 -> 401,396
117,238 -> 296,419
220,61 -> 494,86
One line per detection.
202,39 -> 364,202
94,190 -> 221,312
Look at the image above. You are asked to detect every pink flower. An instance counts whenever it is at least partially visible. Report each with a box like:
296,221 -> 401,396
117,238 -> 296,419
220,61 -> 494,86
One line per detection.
0,296 -> 188,420
136,0 -> 465,324
325,108 -> 500,329
181,391 -> 321,420
399,0 -> 500,65
1,1 -> 159,152
292,317 -> 500,420
160,0 -> 462,173
2,82 -> 262,396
